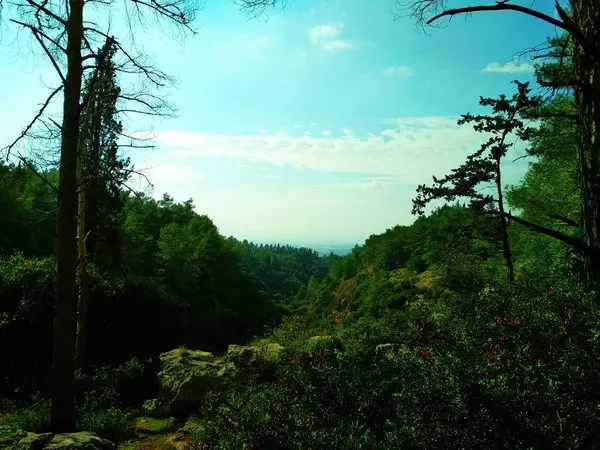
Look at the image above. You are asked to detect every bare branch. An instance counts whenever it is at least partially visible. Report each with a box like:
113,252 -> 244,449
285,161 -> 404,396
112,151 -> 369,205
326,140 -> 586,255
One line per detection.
25,0 -> 67,25
3,85 -> 63,158
426,2 -> 566,30
10,19 -> 67,83
15,154 -> 59,193
403,1 -> 594,58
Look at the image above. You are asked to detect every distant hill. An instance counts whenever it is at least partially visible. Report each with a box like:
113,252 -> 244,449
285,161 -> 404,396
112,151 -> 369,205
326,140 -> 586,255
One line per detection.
310,244 -> 355,256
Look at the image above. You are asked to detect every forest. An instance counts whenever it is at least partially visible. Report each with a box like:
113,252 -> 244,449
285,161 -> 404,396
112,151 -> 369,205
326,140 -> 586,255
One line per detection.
2,0 -> 600,449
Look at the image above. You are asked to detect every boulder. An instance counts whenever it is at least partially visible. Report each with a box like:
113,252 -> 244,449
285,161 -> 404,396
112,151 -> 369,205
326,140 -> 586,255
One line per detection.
17,431 -> 53,449
150,349 -> 236,417
0,426 -> 28,449
0,427 -> 114,450
44,432 -> 114,449
135,416 -> 177,434
44,431 -> 117,450
225,343 -> 283,367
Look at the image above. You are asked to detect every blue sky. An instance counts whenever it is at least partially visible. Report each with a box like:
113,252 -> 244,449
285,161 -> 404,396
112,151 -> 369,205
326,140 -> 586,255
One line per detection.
0,0 -> 563,245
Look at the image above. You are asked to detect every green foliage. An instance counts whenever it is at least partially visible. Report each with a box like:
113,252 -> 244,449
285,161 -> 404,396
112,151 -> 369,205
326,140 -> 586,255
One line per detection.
0,393 -> 50,432
77,407 -> 136,442
191,277 -> 600,449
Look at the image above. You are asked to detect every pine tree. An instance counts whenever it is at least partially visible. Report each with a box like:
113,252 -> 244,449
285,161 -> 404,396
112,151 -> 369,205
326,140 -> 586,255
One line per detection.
75,38 -> 130,369
413,81 -> 540,281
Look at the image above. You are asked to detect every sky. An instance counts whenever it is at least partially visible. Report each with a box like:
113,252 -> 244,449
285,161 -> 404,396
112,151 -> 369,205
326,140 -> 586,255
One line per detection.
0,0 -> 564,246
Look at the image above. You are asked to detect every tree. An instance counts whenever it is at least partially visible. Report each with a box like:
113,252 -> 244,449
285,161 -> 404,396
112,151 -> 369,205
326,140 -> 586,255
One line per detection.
401,0 -> 600,283
75,38 -> 129,369
413,81 -> 539,281
1,0 -> 199,432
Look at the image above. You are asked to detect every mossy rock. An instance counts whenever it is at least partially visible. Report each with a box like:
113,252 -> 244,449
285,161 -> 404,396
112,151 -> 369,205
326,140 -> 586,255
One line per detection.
151,349 -> 236,418
19,432 -> 54,449
181,417 -> 203,434
226,344 -> 284,367
0,427 -> 114,450
45,432 -> 115,449
0,426 -> 27,448
135,417 -> 176,434
160,349 -> 214,365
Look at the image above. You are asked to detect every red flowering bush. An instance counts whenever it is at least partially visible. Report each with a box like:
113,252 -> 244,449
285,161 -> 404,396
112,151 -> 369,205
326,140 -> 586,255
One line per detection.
190,277 -> 600,450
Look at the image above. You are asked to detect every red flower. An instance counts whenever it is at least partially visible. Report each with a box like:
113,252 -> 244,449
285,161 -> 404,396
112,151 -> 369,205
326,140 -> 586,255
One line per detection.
417,320 -> 425,329
499,337 -> 505,344
419,348 -> 429,358
335,314 -> 342,324
490,344 -> 499,354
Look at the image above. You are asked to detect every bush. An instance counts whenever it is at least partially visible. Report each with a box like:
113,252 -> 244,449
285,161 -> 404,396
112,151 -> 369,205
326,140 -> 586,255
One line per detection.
189,276 -> 600,449
77,407 -> 136,441
0,393 -> 50,432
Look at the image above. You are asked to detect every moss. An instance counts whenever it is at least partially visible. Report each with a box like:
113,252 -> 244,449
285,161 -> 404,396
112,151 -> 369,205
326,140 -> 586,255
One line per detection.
135,417 -> 176,434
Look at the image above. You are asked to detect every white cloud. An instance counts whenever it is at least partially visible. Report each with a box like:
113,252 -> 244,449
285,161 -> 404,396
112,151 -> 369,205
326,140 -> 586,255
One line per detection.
323,39 -> 353,52
483,57 -> 533,73
142,116 -> 526,186
383,65 -> 414,79
309,24 -> 341,43
309,23 -> 354,52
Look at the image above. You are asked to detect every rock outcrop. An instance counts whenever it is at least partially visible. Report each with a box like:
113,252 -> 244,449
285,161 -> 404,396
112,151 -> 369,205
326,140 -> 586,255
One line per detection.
142,349 -> 235,418
143,343 -> 286,418
0,426 -> 115,450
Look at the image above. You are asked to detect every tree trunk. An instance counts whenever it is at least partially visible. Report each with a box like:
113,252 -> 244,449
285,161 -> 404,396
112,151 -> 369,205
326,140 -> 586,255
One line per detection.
572,0 -> 600,284
51,0 -> 84,433
74,134 -> 89,371
495,157 -> 514,282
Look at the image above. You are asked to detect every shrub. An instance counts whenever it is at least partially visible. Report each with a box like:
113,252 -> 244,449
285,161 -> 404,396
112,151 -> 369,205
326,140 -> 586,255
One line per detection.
77,406 -> 136,442
0,393 -> 50,432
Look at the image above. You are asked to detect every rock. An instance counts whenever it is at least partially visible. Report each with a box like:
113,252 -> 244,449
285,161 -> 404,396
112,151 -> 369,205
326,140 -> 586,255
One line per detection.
182,416 -> 204,434
135,416 -> 176,434
45,432 -> 115,449
161,349 -> 215,365
0,427 -> 113,450
0,426 -> 26,448
152,349 -> 236,417
19,431 -> 53,449
226,343 -> 283,367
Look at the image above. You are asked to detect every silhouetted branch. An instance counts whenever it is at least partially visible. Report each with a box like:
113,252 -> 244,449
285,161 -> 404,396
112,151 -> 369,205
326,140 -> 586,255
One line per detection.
3,85 -> 63,158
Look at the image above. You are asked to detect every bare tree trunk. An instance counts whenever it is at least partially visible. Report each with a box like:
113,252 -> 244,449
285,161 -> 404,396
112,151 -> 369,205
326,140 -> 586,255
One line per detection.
51,0 -> 84,433
495,156 -> 514,282
572,0 -> 600,284
74,135 -> 89,371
